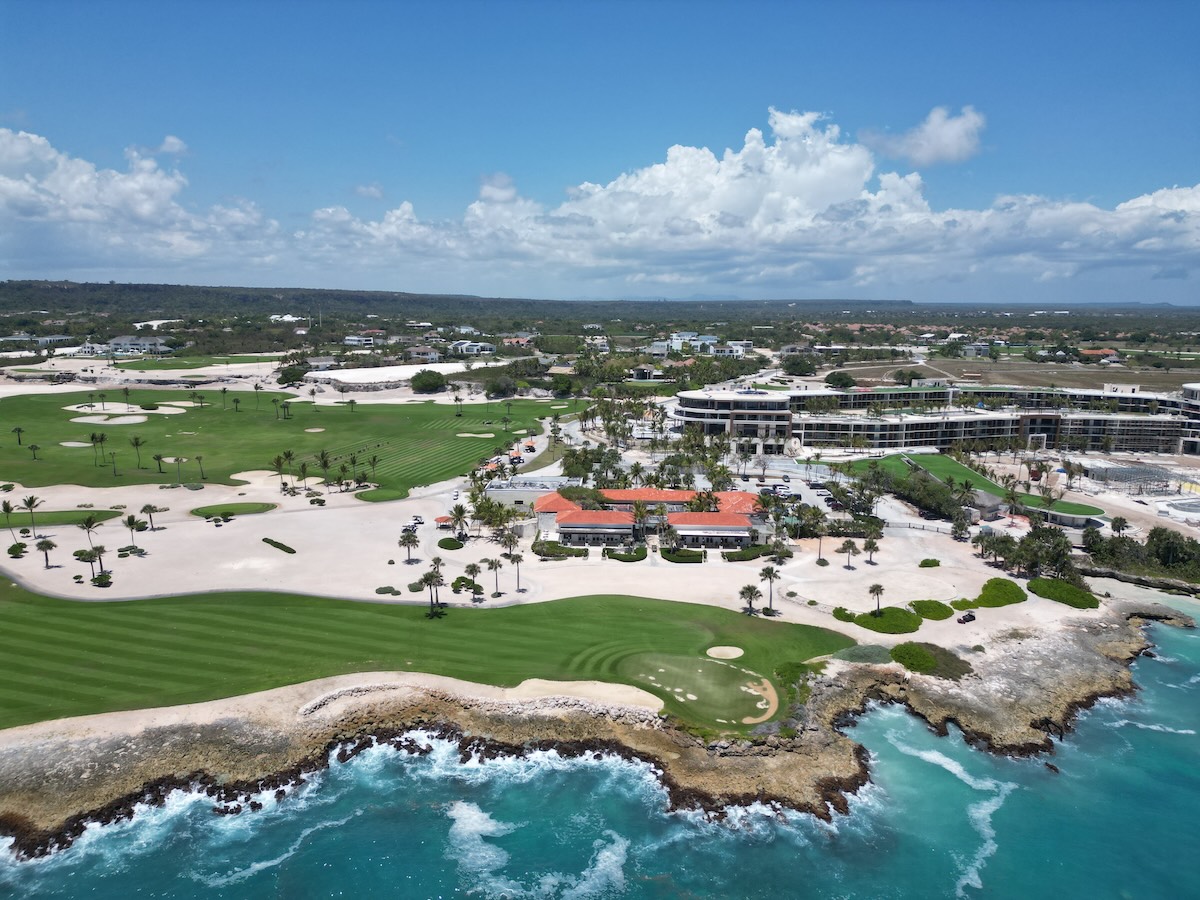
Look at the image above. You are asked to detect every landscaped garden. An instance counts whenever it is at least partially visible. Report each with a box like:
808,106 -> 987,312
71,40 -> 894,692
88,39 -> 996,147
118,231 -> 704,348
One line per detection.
0,389 -> 563,501
0,585 -> 853,732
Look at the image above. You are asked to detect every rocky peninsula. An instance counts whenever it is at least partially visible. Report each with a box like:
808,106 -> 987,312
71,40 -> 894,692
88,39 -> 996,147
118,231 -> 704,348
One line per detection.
0,598 -> 1191,861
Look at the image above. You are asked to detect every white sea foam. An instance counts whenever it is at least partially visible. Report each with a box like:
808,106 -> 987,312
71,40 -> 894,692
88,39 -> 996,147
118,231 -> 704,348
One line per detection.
196,810 -> 361,887
1107,719 -> 1196,736
444,801 -> 524,896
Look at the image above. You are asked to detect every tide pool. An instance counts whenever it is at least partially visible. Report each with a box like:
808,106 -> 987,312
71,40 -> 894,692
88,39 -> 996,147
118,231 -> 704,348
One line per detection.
2,608 -> 1197,898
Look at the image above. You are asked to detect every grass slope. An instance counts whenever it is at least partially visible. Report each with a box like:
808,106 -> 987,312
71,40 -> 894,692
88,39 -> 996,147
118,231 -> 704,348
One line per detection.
0,389 -> 563,500
1,509 -> 122,530
115,355 -> 284,371
0,585 -> 853,732
852,454 -> 1103,516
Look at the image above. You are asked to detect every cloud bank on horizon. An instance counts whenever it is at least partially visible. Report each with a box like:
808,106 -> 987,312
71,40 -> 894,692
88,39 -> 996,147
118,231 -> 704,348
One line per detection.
1,107 -> 1196,301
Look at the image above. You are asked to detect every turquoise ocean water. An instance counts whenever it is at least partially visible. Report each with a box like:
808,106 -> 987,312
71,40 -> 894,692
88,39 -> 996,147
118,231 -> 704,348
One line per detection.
2,595 -> 1197,899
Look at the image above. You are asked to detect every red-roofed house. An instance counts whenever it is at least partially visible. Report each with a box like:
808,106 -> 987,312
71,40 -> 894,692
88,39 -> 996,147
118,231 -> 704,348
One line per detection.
535,492 -> 582,532
666,512 -> 754,548
556,509 -> 635,545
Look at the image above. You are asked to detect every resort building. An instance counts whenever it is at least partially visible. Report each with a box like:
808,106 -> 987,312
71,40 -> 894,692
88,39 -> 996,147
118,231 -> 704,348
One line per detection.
535,488 -> 763,546
670,382 -> 1200,456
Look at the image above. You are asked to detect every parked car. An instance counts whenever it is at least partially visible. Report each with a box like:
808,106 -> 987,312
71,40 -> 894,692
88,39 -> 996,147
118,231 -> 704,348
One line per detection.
452,490 -> 459,500
401,523 -> 417,533
781,474 -> 791,482
957,612 -> 976,624
412,515 -> 424,525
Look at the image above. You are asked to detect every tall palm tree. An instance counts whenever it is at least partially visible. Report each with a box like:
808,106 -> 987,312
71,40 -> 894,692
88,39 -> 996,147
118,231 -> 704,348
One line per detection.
485,557 -> 503,596
282,449 -> 296,483
36,538 -> 56,569
93,544 -> 107,575
739,584 -> 762,616
78,513 -> 102,548
500,528 -> 519,557
28,443 -> 40,461
421,570 -> 441,617
869,583 -> 884,617
759,565 -> 780,615
272,398 -> 281,419
129,435 -> 146,468
464,562 -> 482,600
368,455 -> 380,482
254,383 -> 263,409
862,537 -> 879,564
90,432 -> 102,466
509,552 -> 523,593
316,449 -> 332,486
449,503 -> 469,538
11,426 -> 23,446
399,530 -> 419,563
271,455 -> 285,487
838,539 -> 859,569
141,504 -> 163,530
1,500 -> 16,543
95,432 -> 108,466
220,387 -> 229,409
196,456 -> 206,480
1111,516 -> 1128,536
347,398 -> 357,414
20,495 -> 42,539
123,515 -> 146,549
153,453 -> 165,474
232,397 -> 241,413
298,461 -> 309,488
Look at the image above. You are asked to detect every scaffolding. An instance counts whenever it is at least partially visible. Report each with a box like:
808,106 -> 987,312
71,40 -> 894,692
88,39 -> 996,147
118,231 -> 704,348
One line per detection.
1083,461 -> 1174,495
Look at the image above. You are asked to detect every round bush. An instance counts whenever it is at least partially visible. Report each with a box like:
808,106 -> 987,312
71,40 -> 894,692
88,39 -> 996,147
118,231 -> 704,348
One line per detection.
1028,577 -> 1099,609
853,607 -> 923,634
918,558 -> 941,568
891,642 -> 938,674
438,537 -> 464,551
910,599 -> 954,620
833,607 -> 855,622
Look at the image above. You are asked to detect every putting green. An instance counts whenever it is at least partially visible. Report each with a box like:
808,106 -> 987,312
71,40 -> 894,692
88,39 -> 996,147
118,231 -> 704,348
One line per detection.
618,653 -> 773,724
190,502 -> 277,518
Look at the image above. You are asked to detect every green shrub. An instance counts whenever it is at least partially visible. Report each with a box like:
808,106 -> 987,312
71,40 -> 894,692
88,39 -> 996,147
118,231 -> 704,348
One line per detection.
606,546 -> 647,562
375,586 -> 398,595
1028,577 -> 1099,609
407,581 -> 424,593
661,547 -> 703,563
954,578 -> 1028,610
918,558 -> 940,568
452,575 -> 482,595
262,537 -> 296,554
950,598 -> 973,611
853,607 -> 923,634
833,606 -> 855,622
139,403 -> 159,410
722,544 -> 792,562
531,540 -> 587,559
807,599 -> 817,606
438,537 -> 464,551
833,644 -> 893,664
8,542 -> 27,558
910,599 -> 954,620
890,642 -> 937,674
91,573 -> 112,588
816,558 -> 830,567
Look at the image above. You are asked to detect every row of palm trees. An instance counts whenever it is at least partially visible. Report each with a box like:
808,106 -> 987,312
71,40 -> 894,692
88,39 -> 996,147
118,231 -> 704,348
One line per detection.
269,448 -> 382,491
2,497 -> 165,575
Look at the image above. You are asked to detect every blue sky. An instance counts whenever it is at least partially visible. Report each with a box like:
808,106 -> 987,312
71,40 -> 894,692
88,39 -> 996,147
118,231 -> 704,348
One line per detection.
2,0 -> 1197,302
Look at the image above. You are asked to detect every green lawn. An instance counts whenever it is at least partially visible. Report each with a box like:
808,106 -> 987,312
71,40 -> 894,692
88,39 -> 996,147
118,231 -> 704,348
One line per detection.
0,585 -> 853,732
190,502 -> 277,518
0,389 -> 564,501
851,453 -> 1104,516
115,354 -> 284,371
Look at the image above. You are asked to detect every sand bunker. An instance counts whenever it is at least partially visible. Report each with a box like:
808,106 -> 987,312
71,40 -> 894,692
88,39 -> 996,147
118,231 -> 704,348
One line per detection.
162,457 -> 187,464
512,429 -> 528,435
741,678 -> 779,725
550,404 -> 568,409
159,401 -> 202,407
71,415 -> 148,425
63,403 -> 184,415
457,432 -> 495,438
304,427 -> 325,433
59,441 -> 93,448
706,646 -> 744,659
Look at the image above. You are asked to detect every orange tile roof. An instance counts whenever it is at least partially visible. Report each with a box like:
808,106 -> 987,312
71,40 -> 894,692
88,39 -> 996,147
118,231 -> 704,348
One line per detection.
714,491 -> 762,514
557,510 -> 634,526
600,488 -> 696,504
667,512 -> 752,528
534,493 -> 582,513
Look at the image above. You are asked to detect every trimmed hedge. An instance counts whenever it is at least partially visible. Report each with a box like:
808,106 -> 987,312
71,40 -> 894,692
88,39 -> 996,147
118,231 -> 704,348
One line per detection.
262,537 -> 296,554
532,540 -> 588,559
661,547 -> 703,563
452,575 -> 483,595
605,546 -> 647,562
833,607 -> 855,623
437,537 -> 464,551
910,599 -> 954,620
853,607 -> 923,634
918,558 -> 941,568
1028,577 -> 1099,609
722,544 -> 792,562
890,642 -> 937,674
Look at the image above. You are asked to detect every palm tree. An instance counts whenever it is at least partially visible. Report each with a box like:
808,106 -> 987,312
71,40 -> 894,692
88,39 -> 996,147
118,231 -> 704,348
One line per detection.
129,435 -> 146,468
485,557 -> 503,596
838,539 -> 859,569
272,398 -> 281,419
421,570 -> 441,617
254,383 -> 263,409
153,453 -> 165,474
141,504 -> 163,530
20,495 -> 42,538
759,565 -> 780,615
869,583 -> 884,617
196,455 -> 206,480
175,456 -> 184,482
95,432 -> 108,465
464,562 -> 483,600
78,513 -> 102,548
739,584 -> 762,616
449,503 -> 469,539
660,526 -> 681,553
98,392 -> 107,410
1111,516 -> 1128,536
348,398 -> 357,414
90,432 -> 102,465
368,455 -> 380,482
862,537 -> 879,564
78,548 -> 98,578
298,461 -> 309,488
282,449 -> 296,484
232,397 -> 241,413
93,544 -> 107,574
399,530 -> 420,563
36,538 -> 56,568
500,528 -> 519,557
11,426 -> 23,446
221,387 -> 229,409
123,514 -> 146,549
28,443 -> 40,461
316,449 -> 332,486
510,552 -> 524,592
1,500 -> 16,543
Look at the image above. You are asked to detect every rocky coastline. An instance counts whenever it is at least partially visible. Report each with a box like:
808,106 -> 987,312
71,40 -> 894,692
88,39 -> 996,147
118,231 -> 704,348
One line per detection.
0,599 -> 1191,861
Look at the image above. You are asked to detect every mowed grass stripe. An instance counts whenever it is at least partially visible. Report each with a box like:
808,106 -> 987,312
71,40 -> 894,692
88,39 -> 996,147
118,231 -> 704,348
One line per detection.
0,585 -> 854,732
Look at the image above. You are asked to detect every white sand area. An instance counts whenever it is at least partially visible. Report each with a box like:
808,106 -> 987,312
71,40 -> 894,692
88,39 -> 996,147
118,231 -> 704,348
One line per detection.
706,646 -> 744,659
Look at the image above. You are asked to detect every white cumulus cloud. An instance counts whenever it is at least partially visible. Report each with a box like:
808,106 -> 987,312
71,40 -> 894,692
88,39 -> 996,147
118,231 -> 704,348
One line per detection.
862,105 -> 986,166
354,182 -> 384,199
157,135 -> 188,155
